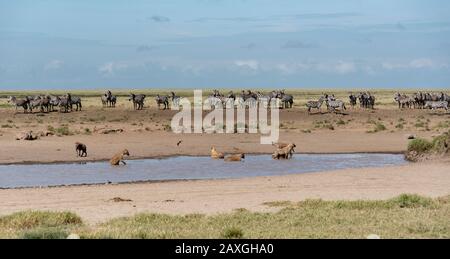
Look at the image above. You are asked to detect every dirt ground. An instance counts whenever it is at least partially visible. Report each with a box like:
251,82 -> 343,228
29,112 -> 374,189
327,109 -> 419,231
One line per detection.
0,100 -> 448,164
0,93 -> 449,223
0,162 -> 448,224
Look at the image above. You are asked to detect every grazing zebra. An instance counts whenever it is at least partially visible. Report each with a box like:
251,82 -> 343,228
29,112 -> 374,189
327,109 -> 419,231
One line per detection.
424,101 -> 449,111
326,95 -> 346,113
7,96 -> 29,113
129,94 -> 146,110
154,94 -> 169,110
306,96 -> 325,113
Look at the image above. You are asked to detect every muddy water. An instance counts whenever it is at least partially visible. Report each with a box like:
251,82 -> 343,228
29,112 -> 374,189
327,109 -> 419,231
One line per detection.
0,154 -> 406,189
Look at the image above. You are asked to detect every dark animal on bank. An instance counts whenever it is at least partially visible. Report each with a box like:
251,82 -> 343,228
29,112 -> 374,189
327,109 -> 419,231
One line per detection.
110,149 -> 130,166
75,142 -> 87,157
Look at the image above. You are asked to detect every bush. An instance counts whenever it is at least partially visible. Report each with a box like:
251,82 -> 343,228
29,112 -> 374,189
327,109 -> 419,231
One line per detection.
388,194 -> 434,209
222,227 -> 244,239
55,126 -> 72,136
407,138 -> 433,154
431,133 -> 449,153
0,211 -> 82,230
21,227 -> 69,239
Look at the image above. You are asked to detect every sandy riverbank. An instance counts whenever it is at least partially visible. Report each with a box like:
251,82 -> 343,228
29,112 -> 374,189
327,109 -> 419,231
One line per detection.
0,161 -> 448,224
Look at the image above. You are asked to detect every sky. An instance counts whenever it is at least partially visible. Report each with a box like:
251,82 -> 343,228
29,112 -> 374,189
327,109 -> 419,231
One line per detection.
0,0 -> 450,90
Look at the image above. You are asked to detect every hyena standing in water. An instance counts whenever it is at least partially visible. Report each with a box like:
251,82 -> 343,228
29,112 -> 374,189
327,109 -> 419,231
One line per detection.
110,149 -> 130,166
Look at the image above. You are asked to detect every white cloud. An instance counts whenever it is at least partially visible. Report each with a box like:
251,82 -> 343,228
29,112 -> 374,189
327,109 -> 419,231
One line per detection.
334,61 -> 356,74
410,58 -> 436,68
382,58 -> 448,70
44,60 -> 63,70
98,62 -> 129,76
234,60 -> 259,70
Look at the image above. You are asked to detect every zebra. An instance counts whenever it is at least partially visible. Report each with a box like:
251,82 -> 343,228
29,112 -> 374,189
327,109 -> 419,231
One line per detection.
129,94 -> 146,110
256,91 -> 272,108
394,93 -> 412,109
101,94 -> 109,108
58,95 -> 71,113
424,101 -> 449,111
28,96 -> 50,113
349,93 -> 357,108
306,96 -> 325,113
234,95 -> 245,109
154,94 -> 168,110
358,92 -> 375,109
325,95 -> 346,113
170,92 -> 182,108
70,95 -> 82,111
7,96 -> 29,113
278,90 -> 294,109
48,95 -> 60,112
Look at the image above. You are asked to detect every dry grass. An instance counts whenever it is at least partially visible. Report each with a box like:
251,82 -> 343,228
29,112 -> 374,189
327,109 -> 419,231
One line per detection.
0,194 -> 448,239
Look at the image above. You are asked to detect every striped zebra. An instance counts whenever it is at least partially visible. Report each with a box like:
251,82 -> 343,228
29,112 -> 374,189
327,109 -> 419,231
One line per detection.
306,96 -> 325,113
326,96 -> 346,113
424,101 -> 449,111
394,93 -> 412,109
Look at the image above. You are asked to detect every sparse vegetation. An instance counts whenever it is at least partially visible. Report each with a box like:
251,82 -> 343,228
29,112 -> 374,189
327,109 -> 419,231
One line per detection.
0,195 -> 448,239
406,131 -> 450,160
367,122 -> 387,133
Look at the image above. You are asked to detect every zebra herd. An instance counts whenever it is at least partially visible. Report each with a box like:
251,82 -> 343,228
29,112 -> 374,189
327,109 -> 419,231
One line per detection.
206,89 -> 294,109
6,90 -> 449,114
306,94 -> 347,114
7,94 -> 82,113
394,92 -> 449,110
349,92 -> 376,109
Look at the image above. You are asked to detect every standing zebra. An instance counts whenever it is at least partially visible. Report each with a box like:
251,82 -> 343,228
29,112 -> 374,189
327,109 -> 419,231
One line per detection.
8,96 -> 29,113
349,93 -> 357,108
170,92 -> 181,108
325,95 -> 346,113
155,94 -> 169,110
129,93 -> 146,110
